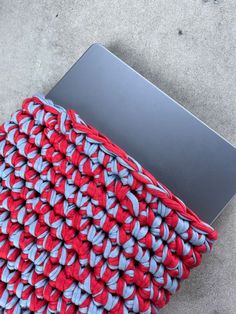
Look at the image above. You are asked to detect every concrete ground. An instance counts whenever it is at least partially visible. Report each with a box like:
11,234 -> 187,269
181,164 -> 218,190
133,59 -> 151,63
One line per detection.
0,0 -> 235,313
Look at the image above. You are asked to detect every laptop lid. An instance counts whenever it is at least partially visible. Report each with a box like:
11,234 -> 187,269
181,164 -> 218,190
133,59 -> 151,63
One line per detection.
47,43 -> 236,224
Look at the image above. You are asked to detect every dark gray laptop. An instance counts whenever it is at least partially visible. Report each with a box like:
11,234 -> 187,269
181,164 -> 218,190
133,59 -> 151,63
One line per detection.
47,43 -> 236,224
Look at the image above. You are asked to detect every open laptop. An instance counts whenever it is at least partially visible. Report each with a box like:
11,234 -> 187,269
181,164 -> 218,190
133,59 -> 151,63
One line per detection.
47,43 -> 236,224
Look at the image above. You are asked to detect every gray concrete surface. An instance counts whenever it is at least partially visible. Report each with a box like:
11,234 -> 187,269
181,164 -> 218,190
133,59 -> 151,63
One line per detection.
0,0 -> 235,313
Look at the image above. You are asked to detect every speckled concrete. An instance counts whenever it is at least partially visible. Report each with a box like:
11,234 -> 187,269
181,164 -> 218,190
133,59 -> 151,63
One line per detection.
0,0 -> 235,313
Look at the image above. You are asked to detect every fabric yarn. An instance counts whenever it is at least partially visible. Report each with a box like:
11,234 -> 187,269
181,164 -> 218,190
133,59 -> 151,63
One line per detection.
0,96 -> 217,314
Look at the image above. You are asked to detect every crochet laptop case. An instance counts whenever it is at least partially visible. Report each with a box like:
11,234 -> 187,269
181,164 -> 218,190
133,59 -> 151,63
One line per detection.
0,96 -> 217,314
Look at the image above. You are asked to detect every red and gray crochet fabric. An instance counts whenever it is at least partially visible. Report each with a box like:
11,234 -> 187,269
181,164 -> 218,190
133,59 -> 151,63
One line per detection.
0,96 -> 217,314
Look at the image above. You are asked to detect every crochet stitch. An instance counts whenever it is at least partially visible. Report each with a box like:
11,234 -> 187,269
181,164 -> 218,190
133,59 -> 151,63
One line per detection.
0,96 -> 217,314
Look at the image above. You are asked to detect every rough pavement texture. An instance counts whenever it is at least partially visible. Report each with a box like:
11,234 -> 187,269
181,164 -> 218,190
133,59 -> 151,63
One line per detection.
0,1 -> 235,313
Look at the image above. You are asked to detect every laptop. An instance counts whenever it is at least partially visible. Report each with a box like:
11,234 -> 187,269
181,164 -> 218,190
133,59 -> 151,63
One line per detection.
47,43 -> 236,224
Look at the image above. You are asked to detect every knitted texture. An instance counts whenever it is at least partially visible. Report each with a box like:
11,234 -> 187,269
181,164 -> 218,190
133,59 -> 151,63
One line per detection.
0,96 -> 217,314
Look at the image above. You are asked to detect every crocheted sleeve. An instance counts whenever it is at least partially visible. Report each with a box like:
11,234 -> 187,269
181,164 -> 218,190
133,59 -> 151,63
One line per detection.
0,96 -> 217,314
